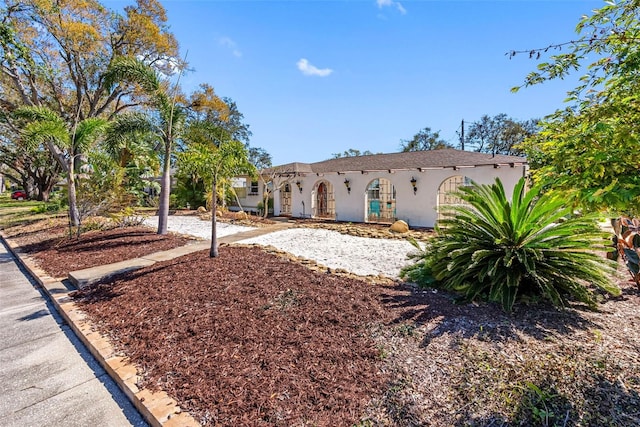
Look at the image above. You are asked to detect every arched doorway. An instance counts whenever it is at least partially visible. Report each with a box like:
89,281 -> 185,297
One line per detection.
312,181 -> 335,219
437,175 -> 472,221
280,183 -> 292,216
366,178 -> 396,223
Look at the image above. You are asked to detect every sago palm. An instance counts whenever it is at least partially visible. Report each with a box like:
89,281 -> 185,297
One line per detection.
401,178 -> 620,312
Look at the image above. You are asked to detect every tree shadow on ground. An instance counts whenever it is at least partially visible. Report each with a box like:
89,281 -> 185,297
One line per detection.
454,374 -> 640,426
3,221 -> 66,241
379,283 -> 603,345
21,230 -> 169,254
71,256 -> 196,303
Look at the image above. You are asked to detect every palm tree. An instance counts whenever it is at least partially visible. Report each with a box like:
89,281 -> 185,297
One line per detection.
178,120 -> 255,257
13,106 -> 107,227
102,113 -> 161,204
103,57 -> 187,235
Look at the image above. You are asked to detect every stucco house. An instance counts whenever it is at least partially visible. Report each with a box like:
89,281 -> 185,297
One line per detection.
231,149 -> 527,228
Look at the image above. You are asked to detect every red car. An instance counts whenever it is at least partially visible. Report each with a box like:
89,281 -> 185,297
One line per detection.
11,190 -> 27,200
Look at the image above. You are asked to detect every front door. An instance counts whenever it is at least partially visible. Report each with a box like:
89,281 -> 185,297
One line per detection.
280,183 -> 292,216
316,182 -> 328,216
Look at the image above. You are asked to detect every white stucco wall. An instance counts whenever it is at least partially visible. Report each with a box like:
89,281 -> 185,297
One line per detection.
231,176 -> 264,213
274,164 -> 527,228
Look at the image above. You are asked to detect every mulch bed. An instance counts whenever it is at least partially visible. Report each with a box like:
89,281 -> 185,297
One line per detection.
73,246 -> 404,425
12,223 -> 195,278
4,217 -> 640,425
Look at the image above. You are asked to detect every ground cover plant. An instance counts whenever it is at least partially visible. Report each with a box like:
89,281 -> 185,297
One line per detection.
1,211 -> 639,425
402,178 -> 620,312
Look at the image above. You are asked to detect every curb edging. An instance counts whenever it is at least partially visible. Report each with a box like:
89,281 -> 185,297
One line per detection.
0,232 -> 201,427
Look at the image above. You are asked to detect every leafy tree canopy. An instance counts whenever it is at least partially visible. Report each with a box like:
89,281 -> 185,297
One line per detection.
400,127 -> 452,152
0,0 -> 180,119
331,148 -> 375,158
0,0 -> 181,225
512,0 -> 640,213
464,114 -> 538,156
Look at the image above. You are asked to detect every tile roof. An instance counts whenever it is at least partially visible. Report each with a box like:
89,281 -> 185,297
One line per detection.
264,149 -> 527,175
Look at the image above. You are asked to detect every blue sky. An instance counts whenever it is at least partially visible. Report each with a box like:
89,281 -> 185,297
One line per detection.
108,0 -> 604,165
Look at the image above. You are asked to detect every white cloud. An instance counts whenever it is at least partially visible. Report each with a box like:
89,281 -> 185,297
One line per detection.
376,0 -> 407,15
218,37 -> 242,58
296,58 -> 333,77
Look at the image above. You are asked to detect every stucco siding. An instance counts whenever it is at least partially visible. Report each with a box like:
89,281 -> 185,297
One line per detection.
243,149 -> 527,227
277,164 -> 526,228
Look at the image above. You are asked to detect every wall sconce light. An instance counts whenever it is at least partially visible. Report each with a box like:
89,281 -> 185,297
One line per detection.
344,178 -> 351,194
296,180 -> 302,193
410,177 -> 417,195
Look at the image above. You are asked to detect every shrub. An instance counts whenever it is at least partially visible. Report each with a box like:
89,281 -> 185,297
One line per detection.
109,207 -> 147,228
401,178 -> 620,312
257,198 -> 274,216
30,199 -> 63,214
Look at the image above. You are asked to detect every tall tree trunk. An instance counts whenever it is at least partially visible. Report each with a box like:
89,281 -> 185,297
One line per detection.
210,178 -> 218,258
231,186 -> 244,212
67,158 -> 80,227
263,190 -> 269,219
157,145 -> 171,235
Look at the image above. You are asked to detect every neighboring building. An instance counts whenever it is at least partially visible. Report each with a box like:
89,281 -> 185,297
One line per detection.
231,149 -> 528,228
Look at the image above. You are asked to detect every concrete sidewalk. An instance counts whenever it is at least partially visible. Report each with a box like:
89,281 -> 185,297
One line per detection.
1,219 -> 295,426
68,220 -> 295,288
0,240 -> 147,427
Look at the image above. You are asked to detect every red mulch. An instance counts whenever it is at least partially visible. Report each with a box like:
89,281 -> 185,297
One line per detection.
16,226 -> 195,278
73,246 -> 403,426
5,218 -> 639,425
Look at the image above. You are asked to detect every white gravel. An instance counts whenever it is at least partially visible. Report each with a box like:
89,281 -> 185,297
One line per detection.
143,215 -> 255,239
239,228 -> 416,278
143,215 -> 417,278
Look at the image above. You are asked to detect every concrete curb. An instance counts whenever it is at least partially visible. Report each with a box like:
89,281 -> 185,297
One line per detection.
0,232 -> 201,427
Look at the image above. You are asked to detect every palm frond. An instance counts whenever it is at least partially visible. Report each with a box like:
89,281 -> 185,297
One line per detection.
103,56 -> 161,94
73,117 -> 109,152
14,106 -> 69,149
401,177 -> 619,312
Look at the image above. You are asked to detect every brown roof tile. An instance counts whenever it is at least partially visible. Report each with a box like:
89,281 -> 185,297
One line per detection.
265,149 -> 526,175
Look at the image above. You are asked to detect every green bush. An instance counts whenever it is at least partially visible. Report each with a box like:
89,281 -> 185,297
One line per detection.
257,198 -> 274,215
109,207 -> 147,228
401,178 -> 620,312
174,176 -> 206,209
30,199 -> 63,214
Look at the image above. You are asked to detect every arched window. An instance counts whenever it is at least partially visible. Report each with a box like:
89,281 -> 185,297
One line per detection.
366,178 -> 396,223
437,175 -> 472,221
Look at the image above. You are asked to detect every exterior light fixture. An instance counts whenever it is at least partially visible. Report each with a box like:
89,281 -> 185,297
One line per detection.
296,180 -> 302,193
344,178 -> 351,194
410,177 -> 417,195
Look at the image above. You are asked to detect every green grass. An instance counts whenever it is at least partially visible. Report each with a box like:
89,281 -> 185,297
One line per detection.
0,195 -> 64,229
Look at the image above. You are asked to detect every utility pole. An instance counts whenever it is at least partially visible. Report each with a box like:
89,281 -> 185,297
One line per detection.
460,119 -> 465,151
